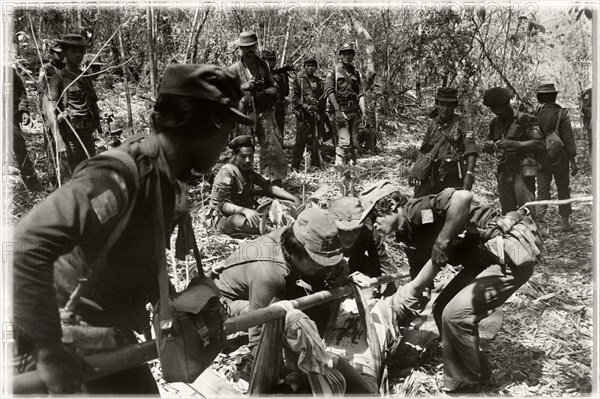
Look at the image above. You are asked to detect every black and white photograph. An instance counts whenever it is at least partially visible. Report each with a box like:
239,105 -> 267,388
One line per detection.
1,1 -> 597,397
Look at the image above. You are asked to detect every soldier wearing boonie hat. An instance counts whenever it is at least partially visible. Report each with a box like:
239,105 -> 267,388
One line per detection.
481,86 -> 545,216
410,87 -> 479,198
328,196 -> 398,295
49,33 -> 110,173
13,63 -> 246,394
533,83 -> 578,234
210,133 -> 300,238
213,206 -> 347,352
229,31 -> 287,183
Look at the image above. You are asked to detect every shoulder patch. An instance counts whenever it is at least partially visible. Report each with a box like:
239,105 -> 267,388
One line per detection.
421,209 -> 434,224
91,189 -> 119,224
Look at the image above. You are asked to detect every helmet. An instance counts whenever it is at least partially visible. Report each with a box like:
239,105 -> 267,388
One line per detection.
338,43 -> 355,54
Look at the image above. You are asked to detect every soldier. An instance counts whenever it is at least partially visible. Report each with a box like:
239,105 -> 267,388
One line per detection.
11,65 -> 42,191
49,34 -> 110,172
38,43 -> 64,83
229,31 -> 287,184
210,135 -> 301,237
481,87 -> 545,215
291,56 -> 326,171
328,196 -> 398,296
212,207 -> 348,353
410,87 -> 479,197
534,83 -> 578,234
261,49 -> 289,138
12,64 -> 252,394
359,180 -> 542,394
580,87 -> 592,155
324,42 -> 367,166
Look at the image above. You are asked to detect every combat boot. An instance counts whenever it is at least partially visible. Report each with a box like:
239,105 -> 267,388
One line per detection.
561,216 -> 573,232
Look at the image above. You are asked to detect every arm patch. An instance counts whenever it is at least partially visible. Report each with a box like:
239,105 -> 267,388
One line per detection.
91,189 -> 119,224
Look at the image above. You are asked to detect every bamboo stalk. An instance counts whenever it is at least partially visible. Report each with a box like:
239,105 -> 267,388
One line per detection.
520,196 -> 593,210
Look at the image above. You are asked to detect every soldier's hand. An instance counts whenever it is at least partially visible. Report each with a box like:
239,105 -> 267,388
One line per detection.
482,140 -> 495,154
242,209 -> 261,228
241,81 -> 256,92
37,343 -> 96,394
431,238 -> 449,269
335,110 -> 345,125
101,112 -> 115,122
496,139 -> 518,151
408,176 -> 419,187
292,196 -> 302,207
56,110 -> 69,123
263,87 -> 277,97
463,173 -> 475,190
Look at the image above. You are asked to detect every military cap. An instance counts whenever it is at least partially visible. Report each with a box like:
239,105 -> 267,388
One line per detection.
159,64 -> 254,126
261,49 -> 277,59
338,43 -> 355,54
483,87 -> 514,107
437,87 -> 458,102
228,135 -> 255,150
537,83 -> 558,94
293,207 -> 343,267
359,180 -> 400,223
329,196 -> 363,231
303,56 -> 318,66
56,33 -> 89,48
234,31 -> 258,47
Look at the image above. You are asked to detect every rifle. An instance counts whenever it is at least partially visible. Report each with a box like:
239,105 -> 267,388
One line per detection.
12,271 -> 410,394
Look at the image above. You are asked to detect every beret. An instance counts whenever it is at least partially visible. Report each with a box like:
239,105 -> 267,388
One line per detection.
228,135 -> 255,150
483,87 -> 514,106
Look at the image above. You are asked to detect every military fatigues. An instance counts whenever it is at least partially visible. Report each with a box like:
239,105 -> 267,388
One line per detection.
580,88 -> 592,153
12,135 -> 189,394
395,188 -> 536,391
414,114 -> 479,197
488,111 -> 544,214
11,68 -> 40,189
324,63 -> 364,164
49,67 -> 101,170
534,103 -> 577,220
272,70 -> 289,136
214,228 -> 348,351
210,162 -> 273,236
344,219 -> 398,296
291,71 -> 326,169
229,59 -> 287,181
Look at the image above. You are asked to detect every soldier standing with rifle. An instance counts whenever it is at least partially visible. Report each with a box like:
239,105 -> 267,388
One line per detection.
49,34 -> 111,173
261,49 -> 290,138
12,64 -> 253,394
324,43 -> 367,166
291,56 -> 326,171
229,31 -> 287,186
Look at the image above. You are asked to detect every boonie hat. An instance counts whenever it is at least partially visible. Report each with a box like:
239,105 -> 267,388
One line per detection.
359,180 -> 400,223
536,83 -> 559,94
56,33 -> 89,48
228,135 -> 255,150
293,207 -> 343,267
329,197 -> 363,231
235,31 -> 258,47
159,64 -> 254,126
483,87 -> 514,107
437,87 -> 458,102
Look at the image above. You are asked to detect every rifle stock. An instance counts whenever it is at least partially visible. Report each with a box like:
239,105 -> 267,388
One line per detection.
12,272 -> 409,393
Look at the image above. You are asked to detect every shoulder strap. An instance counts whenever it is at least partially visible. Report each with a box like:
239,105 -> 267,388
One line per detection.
554,109 -> 562,132
153,166 -> 174,331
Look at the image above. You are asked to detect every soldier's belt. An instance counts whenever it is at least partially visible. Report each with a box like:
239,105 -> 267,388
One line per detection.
337,100 -> 357,107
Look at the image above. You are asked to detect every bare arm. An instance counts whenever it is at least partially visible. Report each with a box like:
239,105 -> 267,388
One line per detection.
431,190 -> 473,268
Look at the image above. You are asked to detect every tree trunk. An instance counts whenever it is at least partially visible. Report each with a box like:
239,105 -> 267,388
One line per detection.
146,5 -> 157,98
345,11 -> 376,89
279,15 -> 292,67
117,13 -> 133,127
185,6 -> 200,63
191,10 -> 210,64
